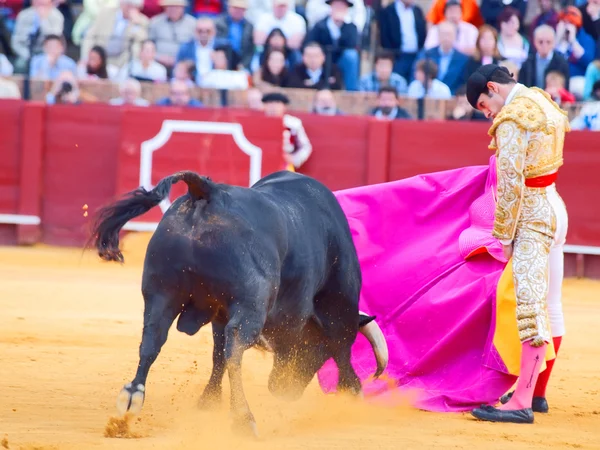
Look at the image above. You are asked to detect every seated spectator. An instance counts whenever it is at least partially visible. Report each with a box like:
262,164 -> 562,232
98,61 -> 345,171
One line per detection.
171,59 -> 196,86
117,39 -> 168,81
45,70 -> 81,104
407,58 -> 452,99
148,0 -> 196,72
359,50 -> 408,94
545,70 -> 576,105
72,0 -> 120,46
425,0 -> 478,56
262,91 -> 313,171
578,0 -> 600,42
1,51 -> 14,76
77,45 -> 119,80
305,0 -> 367,33
109,77 -> 150,105
426,0 -> 483,28
554,6 -> 596,78
583,60 -> 600,100
518,24 -> 570,89
0,73 -> 20,98
480,0 -> 528,30
253,48 -> 291,87
415,21 -> 469,94
378,0 -> 427,82
570,98 -> 600,130
11,0 -> 64,73
215,0 -> 254,70
176,16 -> 229,83
450,85 -> 488,121
245,86 -> 263,110
253,0 -> 306,53
287,42 -> 343,90
81,0 -> 149,69
250,27 -> 296,72
244,0 -> 295,26
155,78 -> 203,106
370,86 -> 412,120
496,7 -> 530,69
462,24 -> 501,84
528,0 -> 560,40
199,46 -> 249,89
29,34 -> 77,80
312,88 -> 343,115
304,0 -> 359,91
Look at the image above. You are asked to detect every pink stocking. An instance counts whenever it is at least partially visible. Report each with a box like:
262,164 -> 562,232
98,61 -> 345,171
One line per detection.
499,342 -> 548,410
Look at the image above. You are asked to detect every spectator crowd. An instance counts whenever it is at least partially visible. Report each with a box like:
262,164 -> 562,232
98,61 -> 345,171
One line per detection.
0,0 -> 599,131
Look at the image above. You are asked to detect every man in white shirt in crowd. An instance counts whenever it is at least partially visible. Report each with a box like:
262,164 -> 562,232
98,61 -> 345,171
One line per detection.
118,39 -> 168,81
253,0 -> 306,52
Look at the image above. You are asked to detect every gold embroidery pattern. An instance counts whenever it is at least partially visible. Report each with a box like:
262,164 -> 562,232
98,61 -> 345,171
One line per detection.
492,121 -> 527,241
513,191 -> 556,345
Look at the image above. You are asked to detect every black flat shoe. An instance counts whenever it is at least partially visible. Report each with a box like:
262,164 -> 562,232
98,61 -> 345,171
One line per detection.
471,404 -> 534,424
500,392 -> 549,413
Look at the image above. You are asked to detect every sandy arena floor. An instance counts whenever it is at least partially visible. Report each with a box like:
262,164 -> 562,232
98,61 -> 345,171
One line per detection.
1,234 -> 599,450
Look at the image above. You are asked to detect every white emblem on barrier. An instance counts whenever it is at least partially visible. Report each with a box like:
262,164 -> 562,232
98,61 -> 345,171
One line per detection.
122,120 -> 263,232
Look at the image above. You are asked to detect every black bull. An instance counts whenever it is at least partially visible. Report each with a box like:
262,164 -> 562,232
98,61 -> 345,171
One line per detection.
89,170 -> 388,436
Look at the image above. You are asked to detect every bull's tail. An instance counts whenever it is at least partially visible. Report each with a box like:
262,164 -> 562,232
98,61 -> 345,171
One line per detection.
88,171 -> 212,263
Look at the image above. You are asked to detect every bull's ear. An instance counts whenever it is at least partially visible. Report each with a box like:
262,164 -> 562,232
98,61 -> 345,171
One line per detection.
358,314 -> 376,328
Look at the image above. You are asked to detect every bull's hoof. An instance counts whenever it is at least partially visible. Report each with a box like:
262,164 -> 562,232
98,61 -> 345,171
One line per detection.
197,387 -> 221,410
116,383 -> 145,416
231,413 -> 259,439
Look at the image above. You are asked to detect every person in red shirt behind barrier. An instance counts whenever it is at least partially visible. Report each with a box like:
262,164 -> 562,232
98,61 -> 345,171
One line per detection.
262,92 -> 313,172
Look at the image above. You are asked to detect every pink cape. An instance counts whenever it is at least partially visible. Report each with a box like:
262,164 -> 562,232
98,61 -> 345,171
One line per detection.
317,156 -> 518,412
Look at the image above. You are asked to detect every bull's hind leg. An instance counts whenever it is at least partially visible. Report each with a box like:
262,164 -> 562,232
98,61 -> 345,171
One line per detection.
198,321 -> 226,409
116,293 -> 180,416
224,300 -> 267,437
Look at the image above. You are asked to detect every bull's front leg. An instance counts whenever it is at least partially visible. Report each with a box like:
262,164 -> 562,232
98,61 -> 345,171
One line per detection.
116,293 -> 180,416
198,321 -> 226,409
224,302 -> 266,437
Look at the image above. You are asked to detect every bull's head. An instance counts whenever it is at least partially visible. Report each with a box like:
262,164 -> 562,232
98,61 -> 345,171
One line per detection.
267,312 -> 388,401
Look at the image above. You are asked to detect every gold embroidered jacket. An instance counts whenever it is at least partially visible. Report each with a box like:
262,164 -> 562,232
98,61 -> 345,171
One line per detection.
488,86 -> 571,242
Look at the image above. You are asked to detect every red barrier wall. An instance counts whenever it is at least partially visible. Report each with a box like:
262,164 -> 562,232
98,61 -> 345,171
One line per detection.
1,100 -> 599,277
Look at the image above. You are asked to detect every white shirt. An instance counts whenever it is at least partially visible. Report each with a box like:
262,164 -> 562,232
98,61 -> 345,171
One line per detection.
395,0 -> 418,54
118,60 -> 168,82
505,82 -> 524,106
200,70 -> 249,90
195,41 -> 214,81
407,78 -> 452,99
255,11 -> 306,40
326,17 -> 341,42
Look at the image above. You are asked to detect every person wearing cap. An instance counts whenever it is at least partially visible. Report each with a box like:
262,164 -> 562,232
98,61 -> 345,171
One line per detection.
261,92 -> 313,171
215,0 -> 255,70
304,0 -> 360,91
424,0 -> 479,56
466,64 -> 570,424
305,0 -> 367,33
148,0 -> 196,71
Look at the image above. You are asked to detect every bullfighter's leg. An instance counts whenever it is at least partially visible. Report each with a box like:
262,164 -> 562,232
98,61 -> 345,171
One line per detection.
116,293 -> 180,416
198,321 -> 226,409
224,300 -> 267,437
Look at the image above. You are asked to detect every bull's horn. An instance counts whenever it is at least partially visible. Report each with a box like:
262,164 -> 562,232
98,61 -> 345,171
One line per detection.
358,311 -> 388,378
